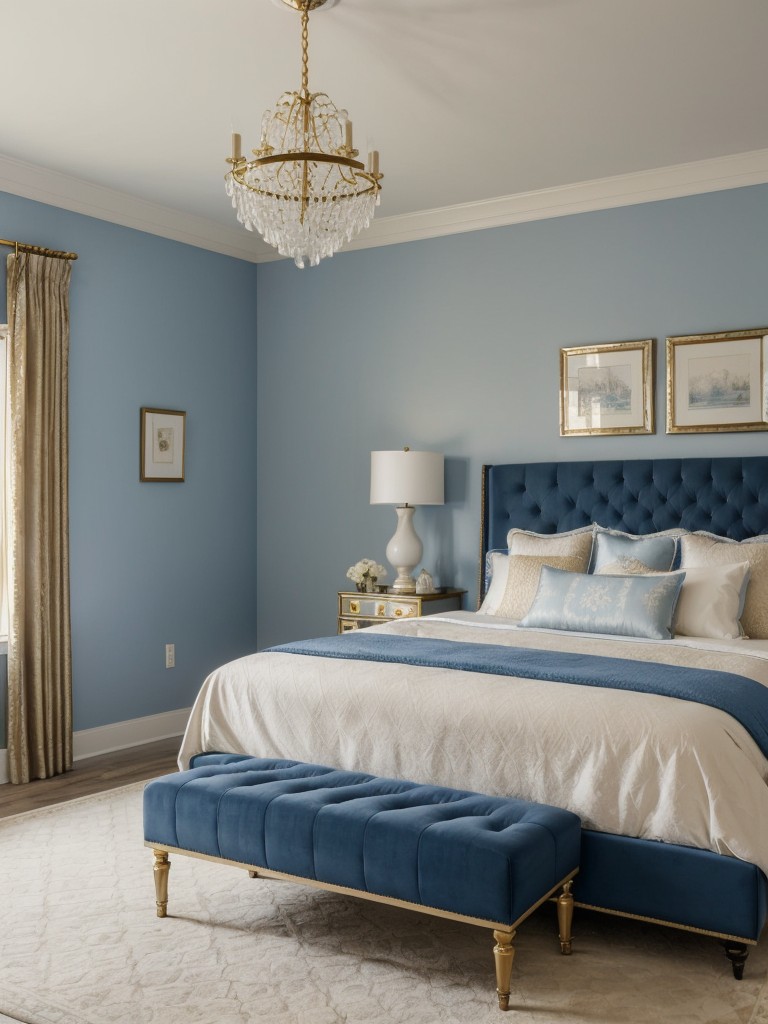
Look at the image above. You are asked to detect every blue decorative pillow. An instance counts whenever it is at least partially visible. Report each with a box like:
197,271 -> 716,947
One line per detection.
589,526 -> 678,575
520,565 -> 685,640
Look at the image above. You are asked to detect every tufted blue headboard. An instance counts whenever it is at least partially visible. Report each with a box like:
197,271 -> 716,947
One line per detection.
480,457 -> 768,592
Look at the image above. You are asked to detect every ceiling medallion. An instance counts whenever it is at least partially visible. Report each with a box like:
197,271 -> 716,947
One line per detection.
276,0 -> 331,10
225,0 -> 383,268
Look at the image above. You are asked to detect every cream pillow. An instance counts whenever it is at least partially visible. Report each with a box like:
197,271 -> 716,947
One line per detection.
672,562 -> 751,640
496,553 -> 586,619
680,533 -> 768,638
507,526 -> 594,562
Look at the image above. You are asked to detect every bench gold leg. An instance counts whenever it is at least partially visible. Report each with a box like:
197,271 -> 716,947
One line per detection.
557,879 -> 574,955
153,850 -> 170,918
492,929 -> 516,1011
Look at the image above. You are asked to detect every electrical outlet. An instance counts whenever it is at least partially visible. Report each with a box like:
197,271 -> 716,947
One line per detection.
165,643 -> 175,669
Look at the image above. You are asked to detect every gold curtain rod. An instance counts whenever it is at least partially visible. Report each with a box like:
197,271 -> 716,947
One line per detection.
0,237 -> 78,261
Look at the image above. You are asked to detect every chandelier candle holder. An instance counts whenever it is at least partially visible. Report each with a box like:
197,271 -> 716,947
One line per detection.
225,0 -> 383,268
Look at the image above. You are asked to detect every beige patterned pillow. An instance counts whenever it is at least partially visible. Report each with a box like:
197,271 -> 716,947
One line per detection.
679,533 -> 768,638
496,554 -> 586,619
507,527 -> 594,563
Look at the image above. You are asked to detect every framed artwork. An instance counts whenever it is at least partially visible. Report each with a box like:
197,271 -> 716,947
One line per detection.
560,339 -> 655,436
140,407 -> 186,481
666,328 -> 768,434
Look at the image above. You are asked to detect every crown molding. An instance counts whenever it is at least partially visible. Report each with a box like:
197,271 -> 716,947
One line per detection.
2,148 -> 767,265
0,153 -> 272,263
344,148 -> 768,254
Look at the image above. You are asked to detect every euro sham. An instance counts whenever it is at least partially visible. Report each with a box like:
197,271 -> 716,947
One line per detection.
507,526 -> 593,563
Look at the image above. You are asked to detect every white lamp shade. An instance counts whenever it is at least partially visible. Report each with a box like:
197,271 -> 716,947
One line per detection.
370,450 -> 444,506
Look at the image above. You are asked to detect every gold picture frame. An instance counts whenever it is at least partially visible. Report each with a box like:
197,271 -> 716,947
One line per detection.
666,328 -> 768,434
560,339 -> 655,436
140,407 -> 186,482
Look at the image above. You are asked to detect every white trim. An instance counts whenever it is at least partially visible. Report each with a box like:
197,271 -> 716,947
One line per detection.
2,148 -> 768,263
0,153 -> 271,263
342,148 -> 768,254
73,707 -> 190,760
0,706 -> 189,785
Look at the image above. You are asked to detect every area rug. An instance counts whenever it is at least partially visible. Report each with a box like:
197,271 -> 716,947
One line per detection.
0,784 -> 767,1024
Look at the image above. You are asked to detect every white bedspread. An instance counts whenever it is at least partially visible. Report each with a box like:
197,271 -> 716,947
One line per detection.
179,612 -> 768,874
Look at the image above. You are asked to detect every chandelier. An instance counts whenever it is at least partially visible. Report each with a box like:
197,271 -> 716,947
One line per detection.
225,0 -> 383,269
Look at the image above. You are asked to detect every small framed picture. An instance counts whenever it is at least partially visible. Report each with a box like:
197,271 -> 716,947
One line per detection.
666,328 -> 768,433
140,407 -> 186,481
560,339 -> 655,436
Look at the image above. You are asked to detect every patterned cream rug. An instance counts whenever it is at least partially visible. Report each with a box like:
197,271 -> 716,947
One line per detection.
0,783 -> 766,1024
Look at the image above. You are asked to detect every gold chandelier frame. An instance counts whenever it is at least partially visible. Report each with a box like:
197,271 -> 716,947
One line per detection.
226,0 -> 382,244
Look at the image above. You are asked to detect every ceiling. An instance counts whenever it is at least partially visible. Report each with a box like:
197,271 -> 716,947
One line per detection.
3,0 -> 768,262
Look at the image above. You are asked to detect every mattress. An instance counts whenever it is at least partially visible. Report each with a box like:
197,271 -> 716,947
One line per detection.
179,611 -> 768,876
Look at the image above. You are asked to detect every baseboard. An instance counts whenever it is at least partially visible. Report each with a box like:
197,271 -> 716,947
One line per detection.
73,707 -> 190,760
0,707 -> 190,785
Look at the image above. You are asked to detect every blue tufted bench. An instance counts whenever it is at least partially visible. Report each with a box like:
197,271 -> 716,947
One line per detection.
143,754 -> 581,1011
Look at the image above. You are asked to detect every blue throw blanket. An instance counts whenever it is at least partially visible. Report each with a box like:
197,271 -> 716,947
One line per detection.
269,632 -> 768,759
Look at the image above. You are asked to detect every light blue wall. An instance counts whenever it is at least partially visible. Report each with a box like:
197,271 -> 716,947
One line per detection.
3,182 -> 767,745
256,184 -> 768,648
0,192 -> 259,744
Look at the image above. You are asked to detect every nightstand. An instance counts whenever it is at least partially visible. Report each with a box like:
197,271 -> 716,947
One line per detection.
337,588 -> 465,633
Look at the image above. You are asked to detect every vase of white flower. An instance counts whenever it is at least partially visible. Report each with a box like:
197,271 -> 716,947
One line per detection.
346,558 -> 387,594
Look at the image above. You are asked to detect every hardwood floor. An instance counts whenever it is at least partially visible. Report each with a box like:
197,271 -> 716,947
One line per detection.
0,736 -> 181,817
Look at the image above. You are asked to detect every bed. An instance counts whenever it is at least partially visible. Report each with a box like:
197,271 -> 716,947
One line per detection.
180,455 -> 768,976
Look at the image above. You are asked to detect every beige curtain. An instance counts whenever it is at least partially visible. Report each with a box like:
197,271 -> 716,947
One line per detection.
7,252 -> 73,784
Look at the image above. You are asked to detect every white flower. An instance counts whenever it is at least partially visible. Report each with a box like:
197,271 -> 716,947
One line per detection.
346,558 -> 387,582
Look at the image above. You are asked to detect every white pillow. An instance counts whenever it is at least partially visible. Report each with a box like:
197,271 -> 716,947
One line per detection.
479,551 -> 510,615
680,533 -> 768,638
672,562 -> 751,640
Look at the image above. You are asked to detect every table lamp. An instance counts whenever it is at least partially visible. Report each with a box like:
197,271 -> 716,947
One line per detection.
370,448 -> 444,593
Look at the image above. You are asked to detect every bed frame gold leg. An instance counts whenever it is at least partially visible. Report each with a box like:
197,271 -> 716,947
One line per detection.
153,850 -> 170,918
492,929 -> 516,1011
557,879 -> 574,955
248,870 -> 258,878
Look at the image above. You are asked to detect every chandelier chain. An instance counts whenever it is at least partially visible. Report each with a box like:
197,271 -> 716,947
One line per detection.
301,5 -> 310,93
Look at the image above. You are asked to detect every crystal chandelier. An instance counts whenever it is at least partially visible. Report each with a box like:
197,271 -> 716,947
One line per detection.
225,0 -> 383,269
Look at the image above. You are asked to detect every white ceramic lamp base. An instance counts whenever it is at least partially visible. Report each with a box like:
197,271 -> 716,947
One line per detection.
386,505 -> 422,594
